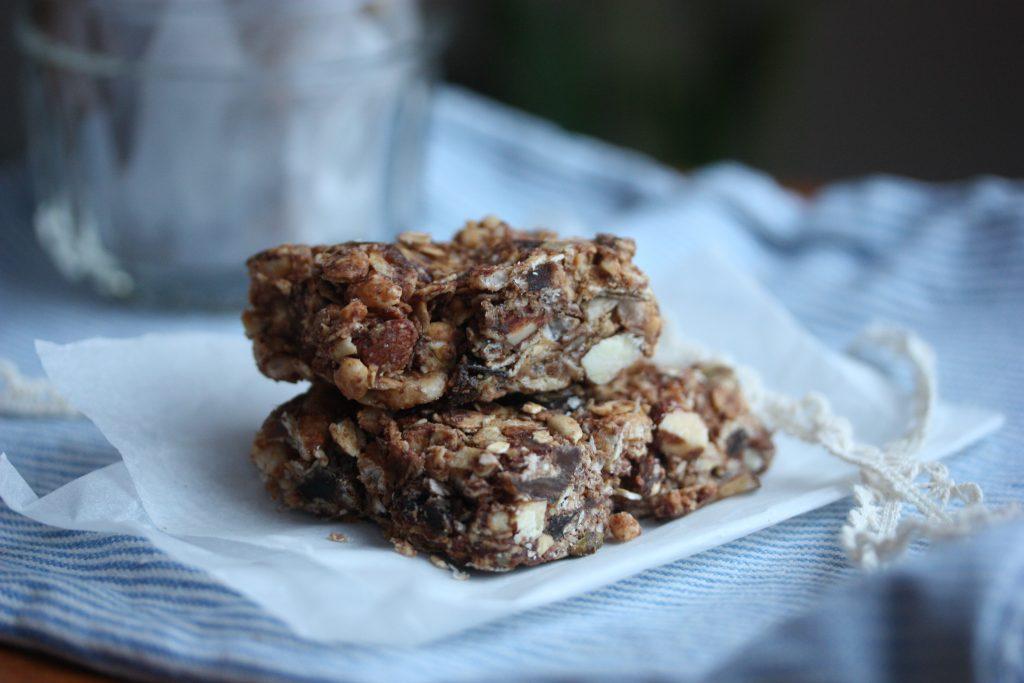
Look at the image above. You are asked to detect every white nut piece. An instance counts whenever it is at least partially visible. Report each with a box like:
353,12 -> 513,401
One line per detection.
743,449 -> 765,472
581,334 -> 643,384
417,371 -> 447,401
585,297 -> 618,321
392,539 -> 417,557
506,320 -> 538,346
717,471 -> 760,497
536,533 -> 555,556
328,419 -> 363,457
397,230 -> 431,246
386,371 -> 447,408
521,402 -> 544,415
546,414 -> 583,442
486,441 -> 510,454
518,374 -> 572,392
513,500 -> 548,541
532,430 -> 553,444
330,337 -> 358,360
334,357 -> 370,399
657,410 -> 709,457
472,267 -> 510,291
477,425 -> 503,444
450,446 -> 482,470
488,509 -> 511,533
474,451 -> 501,476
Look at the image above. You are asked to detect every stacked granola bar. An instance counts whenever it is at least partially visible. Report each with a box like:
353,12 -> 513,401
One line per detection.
245,218 -> 775,571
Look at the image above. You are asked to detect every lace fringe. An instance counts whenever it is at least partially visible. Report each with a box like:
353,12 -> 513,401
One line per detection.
661,324 -> 1013,569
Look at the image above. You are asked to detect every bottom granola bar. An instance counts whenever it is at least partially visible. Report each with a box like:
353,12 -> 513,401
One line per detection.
251,363 -> 775,571
251,383 -> 651,571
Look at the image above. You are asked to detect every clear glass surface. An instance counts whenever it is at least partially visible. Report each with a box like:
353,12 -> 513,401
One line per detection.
18,0 -> 439,306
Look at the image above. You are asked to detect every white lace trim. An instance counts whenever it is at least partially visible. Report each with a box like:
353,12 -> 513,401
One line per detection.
664,324 -> 1013,569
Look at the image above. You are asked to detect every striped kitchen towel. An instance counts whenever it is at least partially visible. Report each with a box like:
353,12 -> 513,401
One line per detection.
1,87 -> 1022,681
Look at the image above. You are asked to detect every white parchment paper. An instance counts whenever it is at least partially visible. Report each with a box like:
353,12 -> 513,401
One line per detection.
0,251 -> 1002,645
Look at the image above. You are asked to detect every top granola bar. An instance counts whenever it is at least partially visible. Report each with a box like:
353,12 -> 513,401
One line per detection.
243,217 -> 661,409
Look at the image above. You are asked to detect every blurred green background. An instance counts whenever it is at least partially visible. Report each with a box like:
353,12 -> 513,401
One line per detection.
441,0 -> 1024,180
2,0 -> 1022,181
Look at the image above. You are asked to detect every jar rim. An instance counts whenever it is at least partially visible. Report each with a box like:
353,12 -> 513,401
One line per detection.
15,2 -> 447,81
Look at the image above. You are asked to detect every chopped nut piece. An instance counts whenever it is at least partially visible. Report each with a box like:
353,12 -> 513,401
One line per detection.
599,258 -> 622,278
477,425 -> 503,443
487,509 -> 511,533
318,249 -> 368,283
581,334 -> 643,384
347,273 -> 403,311
398,231 -> 432,246
546,414 -> 583,442
474,452 -> 501,475
334,357 -> 371,400
586,297 -> 618,321
711,381 -> 746,418
486,441 -> 510,454
506,320 -> 539,346
521,402 -> 544,415
327,532 -> 349,543
536,533 -> 555,556
743,450 -> 766,472
514,501 -> 548,541
392,539 -> 418,557
716,472 -> 760,498
608,512 -> 642,542
330,337 -> 358,360
328,419 -> 363,457
614,488 -> 643,501
657,410 -> 710,457
532,430 -> 553,444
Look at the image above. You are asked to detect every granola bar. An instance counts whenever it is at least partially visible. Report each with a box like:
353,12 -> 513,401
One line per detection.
251,383 -> 651,571
584,362 -> 776,519
251,359 -> 775,570
243,217 -> 661,410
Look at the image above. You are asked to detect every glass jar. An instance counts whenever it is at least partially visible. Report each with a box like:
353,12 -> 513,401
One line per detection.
17,0 -> 440,306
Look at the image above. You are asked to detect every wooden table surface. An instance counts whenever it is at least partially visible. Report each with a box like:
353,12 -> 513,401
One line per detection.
0,645 -> 116,682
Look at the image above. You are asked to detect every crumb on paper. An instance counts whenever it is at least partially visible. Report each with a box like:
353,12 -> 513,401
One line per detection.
392,538 -> 418,557
430,554 -> 470,581
608,511 -> 642,542
327,531 -> 348,543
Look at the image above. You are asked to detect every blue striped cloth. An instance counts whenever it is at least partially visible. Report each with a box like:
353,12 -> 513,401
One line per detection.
1,87 -> 1023,681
